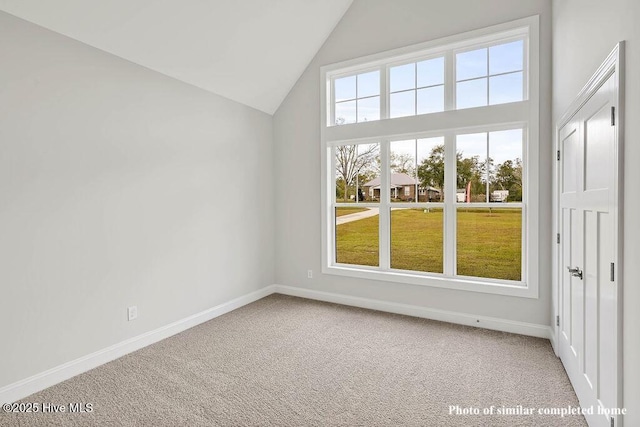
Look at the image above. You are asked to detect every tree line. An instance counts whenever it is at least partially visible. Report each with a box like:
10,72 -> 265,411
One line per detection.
335,144 -> 522,202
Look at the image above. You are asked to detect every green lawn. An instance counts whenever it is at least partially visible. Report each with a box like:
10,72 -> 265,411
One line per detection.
336,208 -> 521,281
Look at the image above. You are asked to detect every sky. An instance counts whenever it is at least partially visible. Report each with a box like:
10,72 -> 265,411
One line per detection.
334,39 -> 524,124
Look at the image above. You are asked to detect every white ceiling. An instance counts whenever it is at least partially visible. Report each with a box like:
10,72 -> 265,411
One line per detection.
0,0 -> 353,114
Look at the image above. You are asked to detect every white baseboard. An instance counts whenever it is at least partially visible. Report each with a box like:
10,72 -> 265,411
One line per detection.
273,284 -> 553,340
548,325 -> 558,355
0,285 -> 277,405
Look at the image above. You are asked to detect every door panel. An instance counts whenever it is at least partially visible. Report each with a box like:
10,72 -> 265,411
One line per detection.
558,73 -> 618,427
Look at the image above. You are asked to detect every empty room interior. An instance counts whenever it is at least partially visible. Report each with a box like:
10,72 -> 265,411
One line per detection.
0,0 -> 638,426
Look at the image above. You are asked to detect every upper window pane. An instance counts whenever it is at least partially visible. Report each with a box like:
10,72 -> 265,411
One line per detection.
457,133 -> 488,203
417,57 -> 445,87
390,63 -> 415,92
489,72 -> 523,104
335,75 -> 356,102
489,129 -> 523,202
357,96 -> 380,122
335,101 -> 356,125
390,139 -> 417,203
456,48 -> 487,81
417,86 -> 445,114
334,71 -> 381,125
456,78 -> 487,109
489,40 -> 524,75
334,143 -> 380,203
358,71 -> 380,98
417,137 -> 445,202
390,90 -> 416,118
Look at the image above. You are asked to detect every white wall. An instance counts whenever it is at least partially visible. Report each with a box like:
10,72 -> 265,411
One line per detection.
274,0 -> 552,325
553,0 -> 640,422
0,11 -> 274,388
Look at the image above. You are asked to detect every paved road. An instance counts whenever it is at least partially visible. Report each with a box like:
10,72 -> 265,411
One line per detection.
336,208 -> 380,225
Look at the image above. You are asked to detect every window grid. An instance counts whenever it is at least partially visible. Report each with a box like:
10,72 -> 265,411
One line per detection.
321,17 -> 539,297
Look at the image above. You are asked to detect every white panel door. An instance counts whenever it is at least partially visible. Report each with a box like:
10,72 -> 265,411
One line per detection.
558,74 -> 618,427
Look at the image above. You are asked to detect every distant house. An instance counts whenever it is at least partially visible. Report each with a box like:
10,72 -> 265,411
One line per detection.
363,173 -> 441,202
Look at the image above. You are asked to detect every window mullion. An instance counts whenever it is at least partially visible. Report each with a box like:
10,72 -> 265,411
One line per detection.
379,139 -> 391,270
444,131 -> 456,276
445,51 -> 455,111
380,66 -> 388,119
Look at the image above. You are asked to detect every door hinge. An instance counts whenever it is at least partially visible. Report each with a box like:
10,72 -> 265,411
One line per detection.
557,233 -> 560,244
556,315 -> 560,327
557,150 -> 561,161
611,262 -> 615,282
611,106 -> 616,126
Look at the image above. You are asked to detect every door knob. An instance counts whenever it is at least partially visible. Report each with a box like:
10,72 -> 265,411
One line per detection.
567,266 -> 583,280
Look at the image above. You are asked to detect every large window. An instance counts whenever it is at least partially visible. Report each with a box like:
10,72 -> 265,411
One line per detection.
321,17 -> 539,297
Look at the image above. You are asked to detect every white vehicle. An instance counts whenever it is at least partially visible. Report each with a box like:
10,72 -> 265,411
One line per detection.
490,190 -> 509,202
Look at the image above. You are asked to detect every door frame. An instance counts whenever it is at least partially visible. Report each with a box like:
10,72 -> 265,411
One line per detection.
552,42 -> 625,422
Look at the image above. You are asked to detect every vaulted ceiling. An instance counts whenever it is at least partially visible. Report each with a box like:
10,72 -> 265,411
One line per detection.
0,0 -> 353,114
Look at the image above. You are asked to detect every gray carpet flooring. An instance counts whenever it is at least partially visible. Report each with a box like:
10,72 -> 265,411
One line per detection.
1,294 -> 587,426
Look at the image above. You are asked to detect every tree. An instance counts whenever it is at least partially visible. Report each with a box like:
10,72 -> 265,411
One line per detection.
335,144 -> 379,202
417,144 -> 445,201
390,152 -> 415,176
458,156 -> 486,201
417,144 -> 490,202
492,158 -> 523,201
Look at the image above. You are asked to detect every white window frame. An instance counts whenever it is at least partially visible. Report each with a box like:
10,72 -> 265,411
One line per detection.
320,16 -> 540,298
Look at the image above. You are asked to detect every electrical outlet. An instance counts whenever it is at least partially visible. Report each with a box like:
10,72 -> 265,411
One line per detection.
127,306 -> 138,321
307,270 -> 313,279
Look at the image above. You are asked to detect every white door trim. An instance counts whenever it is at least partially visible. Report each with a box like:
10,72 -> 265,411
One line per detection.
553,42 -> 624,424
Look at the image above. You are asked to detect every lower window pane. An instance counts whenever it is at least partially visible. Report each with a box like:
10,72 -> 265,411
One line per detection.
456,208 -> 522,281
335,207 -> 379,266
391,208 -> 443,273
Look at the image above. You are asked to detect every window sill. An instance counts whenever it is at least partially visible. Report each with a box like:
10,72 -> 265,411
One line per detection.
322,264 -> 537,298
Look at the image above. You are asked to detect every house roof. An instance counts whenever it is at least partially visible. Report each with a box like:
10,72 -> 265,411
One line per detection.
0,0 -> 353,114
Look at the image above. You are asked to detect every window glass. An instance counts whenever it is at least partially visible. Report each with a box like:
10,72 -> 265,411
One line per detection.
335,101 -> 357,125
334,71 -> 380,125
389,57 -> 445,118
457,207 -> 522,280
457,133 -> 488,203
390,63 -> 415,92
456,48 -> 487,81
390,140 -> 417,202
336,207 -> 379,266
390,91 -> 416,118
489,40 -> 523,75
489,72 -> 523,104
334,143 -> 380,203
417,86 -> 444,114
335,75 -> 356,102
457,78 -> 487,109
357,71 -> 380,98
357,96 -> 380,122
391,207 -> 444,273
489,129 -> 523,202
417,137 -> 445,202
417,57 -> 445,87
455,40 -> 525,109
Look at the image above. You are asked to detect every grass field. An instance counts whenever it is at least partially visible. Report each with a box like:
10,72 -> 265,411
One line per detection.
336,207 -> 521,281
